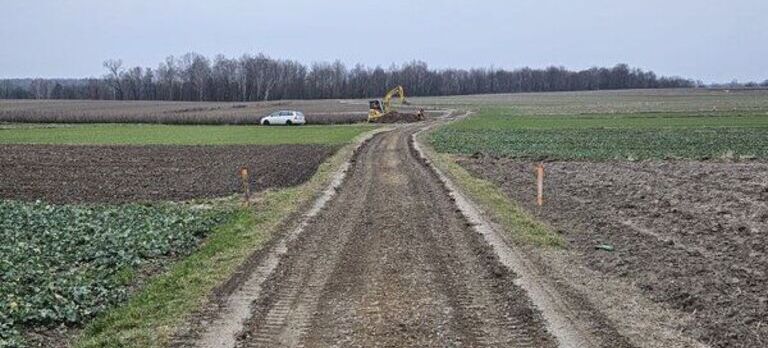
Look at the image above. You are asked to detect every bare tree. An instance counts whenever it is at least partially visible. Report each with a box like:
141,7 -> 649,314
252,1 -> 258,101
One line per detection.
157,56 -> 178,100
123,66 -> 143,100
103,59 -> 124,100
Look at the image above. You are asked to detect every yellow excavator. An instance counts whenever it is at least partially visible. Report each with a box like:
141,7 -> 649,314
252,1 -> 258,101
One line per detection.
368,85 -> 419,122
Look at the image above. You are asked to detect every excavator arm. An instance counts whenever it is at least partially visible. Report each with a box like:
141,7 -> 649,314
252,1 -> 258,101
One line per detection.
382,85 -> 406,113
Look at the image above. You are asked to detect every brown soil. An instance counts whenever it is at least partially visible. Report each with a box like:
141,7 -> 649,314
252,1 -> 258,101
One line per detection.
370,111 -> 423,123
0,144 -> 338,204
460,156 -> 768,348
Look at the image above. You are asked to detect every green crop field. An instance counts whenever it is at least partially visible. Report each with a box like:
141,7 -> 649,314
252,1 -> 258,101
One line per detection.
0,201 -> 227,346
0,123 -> 373,145
431,108 -> 768,160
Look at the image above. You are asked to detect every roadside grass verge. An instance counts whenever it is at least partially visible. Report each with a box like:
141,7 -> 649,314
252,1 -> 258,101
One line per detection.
430,108 -> 768,160
73,204 -> 269,348
418,131 -> 563,248
72,128 -> 382,348
0,123 -> 374,145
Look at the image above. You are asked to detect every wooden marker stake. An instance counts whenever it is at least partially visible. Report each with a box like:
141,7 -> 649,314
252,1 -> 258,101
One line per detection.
536,163 -> 544,206
239,166 -> 250,206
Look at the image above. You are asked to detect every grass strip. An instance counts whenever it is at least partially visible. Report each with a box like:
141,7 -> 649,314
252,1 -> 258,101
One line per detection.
0,124 -> 374,146
419,130 -> 564,248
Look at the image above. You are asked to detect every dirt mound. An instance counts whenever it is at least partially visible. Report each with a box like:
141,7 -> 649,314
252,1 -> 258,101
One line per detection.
370,111 -> 422,123
0,144 -> 338,204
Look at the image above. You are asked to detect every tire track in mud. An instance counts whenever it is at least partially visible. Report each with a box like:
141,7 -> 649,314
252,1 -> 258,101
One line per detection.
236,125 -> 557,347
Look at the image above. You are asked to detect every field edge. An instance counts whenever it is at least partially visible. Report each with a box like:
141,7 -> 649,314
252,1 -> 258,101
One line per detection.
418,127 -> 564,248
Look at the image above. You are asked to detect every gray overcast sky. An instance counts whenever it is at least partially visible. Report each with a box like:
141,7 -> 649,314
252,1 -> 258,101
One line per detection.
1,0 -> 766,82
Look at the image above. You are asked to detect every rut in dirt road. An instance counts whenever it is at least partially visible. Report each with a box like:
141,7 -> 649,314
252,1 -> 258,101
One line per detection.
234,126 -> 556,347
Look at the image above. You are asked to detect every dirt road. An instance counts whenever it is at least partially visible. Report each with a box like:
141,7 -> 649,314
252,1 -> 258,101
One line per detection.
187,125 -> 557,347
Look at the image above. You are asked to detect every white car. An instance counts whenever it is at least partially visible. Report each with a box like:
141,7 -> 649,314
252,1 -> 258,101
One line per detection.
260,110 -> 306,126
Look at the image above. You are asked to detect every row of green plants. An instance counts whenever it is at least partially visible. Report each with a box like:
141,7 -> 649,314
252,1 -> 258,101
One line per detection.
431,109 -> 768,160
0,201 -> 229,347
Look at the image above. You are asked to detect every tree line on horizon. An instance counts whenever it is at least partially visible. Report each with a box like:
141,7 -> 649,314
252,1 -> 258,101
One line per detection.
0,53 -> 707,101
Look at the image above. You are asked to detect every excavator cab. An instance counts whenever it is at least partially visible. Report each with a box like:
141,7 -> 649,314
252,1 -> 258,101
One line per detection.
368,100 -> 384,121
369,100 -> 383,113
